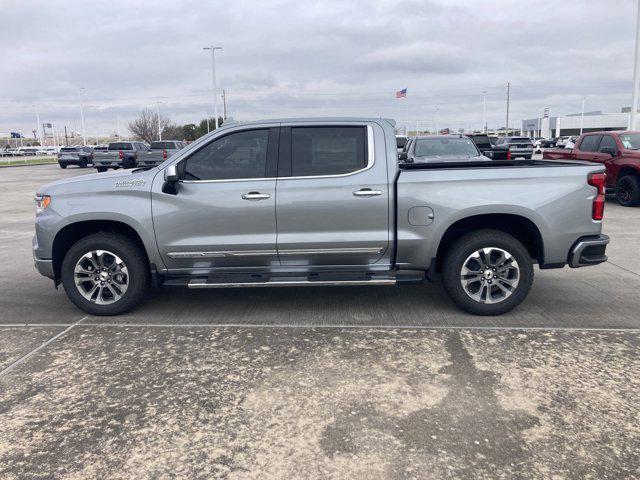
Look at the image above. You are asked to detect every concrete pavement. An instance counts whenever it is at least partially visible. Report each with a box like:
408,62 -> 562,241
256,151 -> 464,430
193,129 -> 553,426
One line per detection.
1,164 -> 639,478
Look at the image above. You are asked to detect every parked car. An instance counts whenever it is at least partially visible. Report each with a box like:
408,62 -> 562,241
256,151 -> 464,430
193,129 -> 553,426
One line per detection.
57,146 -> 94,169
139,140 -> 186,167
17,147 -> 39,156
494,137 -> 534,159
1,147 -> 17,157
488,136 -> 499,146
466,134 -> 509,160
555,136 -> 571,148
531,137 -> 544,148
400,135 -> 493,163
33,117 -> 609,317
93,141 -> 149,172
543,130 -> 640,206
539,138 -> 557,148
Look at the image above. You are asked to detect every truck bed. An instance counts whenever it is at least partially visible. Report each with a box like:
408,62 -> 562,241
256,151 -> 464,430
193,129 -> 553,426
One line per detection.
398,158 -> 588,170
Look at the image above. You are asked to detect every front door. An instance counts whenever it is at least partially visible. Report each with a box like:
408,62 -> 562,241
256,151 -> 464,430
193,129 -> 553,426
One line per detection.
275,123 -> 390,268
152,127 -> 280,272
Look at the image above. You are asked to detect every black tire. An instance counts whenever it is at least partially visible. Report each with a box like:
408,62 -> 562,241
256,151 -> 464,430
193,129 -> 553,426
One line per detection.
79,157 -> 88,168
59,163 -> 67,169
61,233 -> 149,316
96,167 -> 108,172
616,174 -> 640,207
124,157 -> 136,169
441,229 -> 534,316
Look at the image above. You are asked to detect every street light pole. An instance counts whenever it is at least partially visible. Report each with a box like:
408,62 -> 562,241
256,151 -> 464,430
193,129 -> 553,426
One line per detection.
78,87 -> 87,146
632,0 -> 640,130
35,108 -> 43,147
580,97 -> 586,135
156,101 -> 162,141
482,91 -> 487,133
203,46 -> 223,130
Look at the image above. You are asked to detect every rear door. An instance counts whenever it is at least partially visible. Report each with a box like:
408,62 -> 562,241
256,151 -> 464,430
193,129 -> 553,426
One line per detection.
574,134 -> 603,161
275,122 -> 389,267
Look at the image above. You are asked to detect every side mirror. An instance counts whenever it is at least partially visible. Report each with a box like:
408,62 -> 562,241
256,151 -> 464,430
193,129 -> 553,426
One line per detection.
398,152 -> 408,161
600,147 -> 617,157
164,164 -> 179,183
163,164 -> 179,194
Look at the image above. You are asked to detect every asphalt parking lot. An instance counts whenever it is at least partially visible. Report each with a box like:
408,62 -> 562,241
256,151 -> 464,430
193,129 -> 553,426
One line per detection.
1,164 -> 639,478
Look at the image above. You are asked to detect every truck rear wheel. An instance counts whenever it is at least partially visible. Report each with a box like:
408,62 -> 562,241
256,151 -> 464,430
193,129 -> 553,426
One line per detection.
61,233 -> 149,316
441,230 -> 534,316
616,174 -> 640,207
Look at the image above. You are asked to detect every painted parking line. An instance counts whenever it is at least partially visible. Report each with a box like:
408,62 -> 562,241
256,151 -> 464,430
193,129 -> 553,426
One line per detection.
2,322 -> 640,333
0,315 -> 88,378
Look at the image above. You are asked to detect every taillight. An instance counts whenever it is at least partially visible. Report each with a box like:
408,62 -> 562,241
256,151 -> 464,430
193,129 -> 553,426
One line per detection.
588,172 -> 606,220
118,150 -> 123,160
507,149 -> 511,160
162,150 -> 167,159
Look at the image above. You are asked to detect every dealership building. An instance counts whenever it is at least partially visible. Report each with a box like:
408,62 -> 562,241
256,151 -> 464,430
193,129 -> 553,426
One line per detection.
521,110 -> 632,138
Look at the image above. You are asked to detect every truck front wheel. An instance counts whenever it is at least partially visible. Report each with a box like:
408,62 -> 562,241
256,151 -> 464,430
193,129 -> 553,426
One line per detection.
61,233 -> 149,316
441,230 -> 534,316
616,175 -> 640,207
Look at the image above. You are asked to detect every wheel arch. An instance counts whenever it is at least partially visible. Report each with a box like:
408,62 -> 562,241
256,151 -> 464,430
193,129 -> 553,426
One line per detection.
617,166 -> 640,181
434,213 -> 545,272
52,219 -> 150,282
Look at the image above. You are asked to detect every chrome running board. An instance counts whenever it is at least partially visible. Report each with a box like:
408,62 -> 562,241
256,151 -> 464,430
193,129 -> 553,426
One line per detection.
187,276 -> 396,289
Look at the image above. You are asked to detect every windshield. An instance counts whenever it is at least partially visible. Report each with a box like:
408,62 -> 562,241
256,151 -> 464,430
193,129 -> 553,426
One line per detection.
619,133 -> 640,150
414,137 -> 479,157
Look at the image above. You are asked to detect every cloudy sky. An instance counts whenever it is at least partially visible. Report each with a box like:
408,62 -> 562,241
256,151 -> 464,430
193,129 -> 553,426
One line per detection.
0,0 -> 637,138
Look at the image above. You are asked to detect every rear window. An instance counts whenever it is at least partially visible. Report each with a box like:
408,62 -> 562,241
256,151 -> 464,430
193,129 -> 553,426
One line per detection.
108,143 -> 133,150
150,141 -> 177,150
60,147 -> 78,152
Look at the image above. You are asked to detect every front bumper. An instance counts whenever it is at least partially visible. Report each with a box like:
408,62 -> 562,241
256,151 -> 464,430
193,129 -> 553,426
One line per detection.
33,234 -> 55,279
569,234 -> 609,268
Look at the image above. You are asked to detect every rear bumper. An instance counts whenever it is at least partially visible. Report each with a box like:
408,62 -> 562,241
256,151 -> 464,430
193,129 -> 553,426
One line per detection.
568,234 -> 609,268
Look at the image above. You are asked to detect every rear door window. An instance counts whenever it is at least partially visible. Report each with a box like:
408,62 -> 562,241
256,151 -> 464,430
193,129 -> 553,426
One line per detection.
598,135 -> 617,153
290,127 -> 367,177
577,135 -> 601,152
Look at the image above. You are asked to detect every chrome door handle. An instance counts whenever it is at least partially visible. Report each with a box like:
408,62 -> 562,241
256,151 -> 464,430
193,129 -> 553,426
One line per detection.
353,188 -> 383,197
242,192 -> 271,200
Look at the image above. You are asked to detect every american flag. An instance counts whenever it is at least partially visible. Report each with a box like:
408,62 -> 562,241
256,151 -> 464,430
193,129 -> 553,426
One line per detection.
395,88 -> 407,98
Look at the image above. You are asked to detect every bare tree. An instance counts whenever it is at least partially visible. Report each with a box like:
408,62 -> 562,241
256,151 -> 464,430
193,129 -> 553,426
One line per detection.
161,122 -> 184,140
128,109 -> 170,144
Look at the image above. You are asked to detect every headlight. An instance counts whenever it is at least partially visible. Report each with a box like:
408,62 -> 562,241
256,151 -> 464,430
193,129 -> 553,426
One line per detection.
35,194 -> 51,214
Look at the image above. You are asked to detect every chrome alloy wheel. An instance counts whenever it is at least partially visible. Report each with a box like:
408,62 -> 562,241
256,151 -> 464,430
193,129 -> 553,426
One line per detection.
73,250 -> 129,305
460,247 -> 519,304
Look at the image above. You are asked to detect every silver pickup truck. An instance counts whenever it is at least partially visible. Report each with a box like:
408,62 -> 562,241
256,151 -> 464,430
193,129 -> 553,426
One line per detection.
93,141 -> 149,172
138,140 -> 186,167
33,117 -> 609,316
